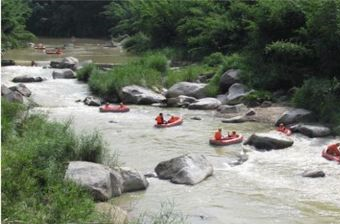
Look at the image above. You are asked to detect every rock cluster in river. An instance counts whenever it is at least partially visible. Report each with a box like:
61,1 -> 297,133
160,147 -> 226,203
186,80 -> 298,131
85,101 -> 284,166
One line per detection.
1,83 -> 33,104
244,131 -> 294,150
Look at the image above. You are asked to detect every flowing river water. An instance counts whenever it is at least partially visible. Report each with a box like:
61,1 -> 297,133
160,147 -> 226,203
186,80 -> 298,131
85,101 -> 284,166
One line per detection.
2,39 -> 340,224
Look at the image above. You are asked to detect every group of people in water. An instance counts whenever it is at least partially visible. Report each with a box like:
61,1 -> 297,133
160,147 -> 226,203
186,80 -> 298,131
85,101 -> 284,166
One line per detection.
214,128 -> 239,140
155,113 -> 178,125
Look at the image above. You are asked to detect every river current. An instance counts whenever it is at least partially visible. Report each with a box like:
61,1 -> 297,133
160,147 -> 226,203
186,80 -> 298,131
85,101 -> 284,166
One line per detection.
2,40 -> 339,224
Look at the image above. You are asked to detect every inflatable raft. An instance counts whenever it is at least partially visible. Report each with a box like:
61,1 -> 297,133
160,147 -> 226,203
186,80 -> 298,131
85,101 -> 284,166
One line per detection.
209,135 -> 243,146
154,116 -> 183,128
99,105 -> 130,113
322,149 -> 340,163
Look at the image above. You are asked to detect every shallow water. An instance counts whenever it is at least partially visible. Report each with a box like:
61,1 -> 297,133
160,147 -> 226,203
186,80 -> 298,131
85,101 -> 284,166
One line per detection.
2,50 -> 340,224
2,37 -> 136,64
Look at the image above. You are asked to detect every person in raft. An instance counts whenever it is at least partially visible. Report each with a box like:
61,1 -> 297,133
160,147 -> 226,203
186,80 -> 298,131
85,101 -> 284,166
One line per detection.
214,128 -> 223,140
277,123 -> 287,132
155,113 -> 166,125
228,131 -> 239,138
104,102 -> 110,109
326,143 -> 340,156
167,115 -> 178,124
119,102 -> 124,108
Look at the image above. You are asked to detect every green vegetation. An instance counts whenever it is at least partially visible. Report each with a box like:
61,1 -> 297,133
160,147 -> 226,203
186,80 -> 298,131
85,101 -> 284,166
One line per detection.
1,99 -> 109,223
1,0 -> 35,50
76,63 -> 98,82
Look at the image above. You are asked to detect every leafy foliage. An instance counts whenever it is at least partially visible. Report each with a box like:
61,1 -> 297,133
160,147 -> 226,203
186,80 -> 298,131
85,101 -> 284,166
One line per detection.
1,0 -> 35,50
1,99 -> 110,223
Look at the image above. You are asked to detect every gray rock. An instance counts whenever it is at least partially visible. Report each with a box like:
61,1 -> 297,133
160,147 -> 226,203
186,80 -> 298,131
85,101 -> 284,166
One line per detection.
260,101 -> 272,108
244,132 -> 294,150
63,43 -> 75,49
1,85 -> 12,96
12,75 -> 43,83
144,172 -> 157,178
225,83 -> 252,105
1,59 -> 15,66
50,57 -> 79,70
216,94 -> 228,105
219,69 -> 240,93
245,109 -> 256,116
166,95 -> 197,107
275,108 -> 313,126
165,82 -> 207,99
52,69 -> 76,79
116,167 -> 149,192
188,97 -> 221,110
217,104 -> 247,113
84,96 -> 102,106
191,116 -> 202,120
9,84 -> 31,97
302,170 -> 325,178
155,154 -> 213,185
120,85 -> 166,105
290,124 -> 331,138
2,91 -> 23,103
222,115 -> 256,123
65,161 -> 124,201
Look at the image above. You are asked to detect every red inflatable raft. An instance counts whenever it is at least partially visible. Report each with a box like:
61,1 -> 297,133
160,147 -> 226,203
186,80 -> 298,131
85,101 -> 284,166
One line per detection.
99,105 -> 130,113
209,135 -> 243,146
322,149 -> 340,163
154,116 -> 183,128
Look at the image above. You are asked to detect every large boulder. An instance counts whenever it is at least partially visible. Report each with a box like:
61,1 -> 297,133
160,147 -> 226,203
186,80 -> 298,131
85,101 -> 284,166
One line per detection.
116,167 -> 149,192
1,85 -> 12,96
217,103 -> 247,113
244,132 -> 294,150
65,161 -> 124,201
275,108 -> 313,126
95,203 -> 128,224
50,57 -> 79,70
219,69 -> 240,93
290,124 -> 331,138
52,69 -> 76,79
12,75 -> 43,83
2,91 -> 23,103
155,154 -> 213,185
216,94 -> 228,105
83,96 -> 102,106
222,115 -> 255,123
9,84 -> 31,97
166,95 -> 197,107
188,97 -> 221,110
1,59 -> 15,66
225,83 -> 252,105
119,85 -> 166,105
165,82 -> 207,99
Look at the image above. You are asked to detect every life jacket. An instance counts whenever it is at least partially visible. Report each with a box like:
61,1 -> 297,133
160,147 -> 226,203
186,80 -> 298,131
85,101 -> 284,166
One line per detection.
327,144 -> 340,156
215,131 -> 222,140
167,116 -> 178,123
155,116 -> 164,125
277,126 -> 286,132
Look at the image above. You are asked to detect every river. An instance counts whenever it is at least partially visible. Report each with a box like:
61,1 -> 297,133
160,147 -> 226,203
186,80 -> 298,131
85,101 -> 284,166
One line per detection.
2,39 -> 340,224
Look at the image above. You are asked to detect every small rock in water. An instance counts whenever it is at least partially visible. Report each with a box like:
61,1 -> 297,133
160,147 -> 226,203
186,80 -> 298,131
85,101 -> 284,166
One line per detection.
245,109 -> 256,116
144,172 -> 157,178
109,120 -> 118,123
75,99 -> 82,103
191,116 -> 202,120
302,170 -> 325,178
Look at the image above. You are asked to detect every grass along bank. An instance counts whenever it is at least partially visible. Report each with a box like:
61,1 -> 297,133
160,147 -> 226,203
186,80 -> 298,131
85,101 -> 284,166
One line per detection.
1,99 -> 109,223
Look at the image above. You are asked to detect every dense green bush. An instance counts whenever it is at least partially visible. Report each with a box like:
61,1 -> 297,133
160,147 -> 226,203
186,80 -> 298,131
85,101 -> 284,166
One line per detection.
1,99 -> 110,223
243,90 -> 273,104
203,52 -> 225,67
140,52 -> 168,74
293,78 -> 340,131
165,64 -> 212,88
123,32 -> 151,53
76,63 -> 98,82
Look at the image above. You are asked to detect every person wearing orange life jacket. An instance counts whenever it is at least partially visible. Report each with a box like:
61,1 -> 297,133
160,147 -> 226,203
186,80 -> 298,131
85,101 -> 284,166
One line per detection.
167,115 -> 178,124
104,102 -> 110,109
214,128 -> 223,140
228,131 -> 239,138
155,113 -> 165,125
119,102 -> 124,108
277,123 -> 287,132
326,143 -> 340,156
